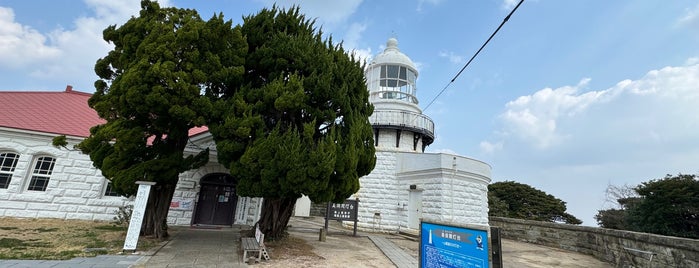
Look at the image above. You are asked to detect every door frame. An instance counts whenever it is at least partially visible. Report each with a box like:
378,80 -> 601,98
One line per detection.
192,173 -> 238,226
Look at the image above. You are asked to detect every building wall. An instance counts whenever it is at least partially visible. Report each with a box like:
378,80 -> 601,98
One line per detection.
0,129 -> 130,221
398,153 -> 491,227
353,149 -> 491,233
490,217 -> 699,268
0,129 -> 258,226
355,151 -> 401,232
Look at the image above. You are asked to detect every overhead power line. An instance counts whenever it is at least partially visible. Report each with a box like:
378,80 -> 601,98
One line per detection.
422,0 -> 525,112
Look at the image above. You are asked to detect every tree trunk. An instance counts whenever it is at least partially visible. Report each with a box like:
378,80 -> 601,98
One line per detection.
141,183 -> 177,239
257,197 -> 297,239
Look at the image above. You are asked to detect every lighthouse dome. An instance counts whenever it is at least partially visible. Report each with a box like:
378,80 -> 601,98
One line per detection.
370,38 -> 417,71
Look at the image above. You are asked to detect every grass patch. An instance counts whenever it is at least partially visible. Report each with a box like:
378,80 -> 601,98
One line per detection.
0,217 -> 160,260
0,238 -> 25,248
95,225 -> 127,231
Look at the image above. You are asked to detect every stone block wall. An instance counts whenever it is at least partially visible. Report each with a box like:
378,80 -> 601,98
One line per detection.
355,151 -> 403,232
0,130 -> 130,222
489,217 -> 699,268
420,176 -> 489,226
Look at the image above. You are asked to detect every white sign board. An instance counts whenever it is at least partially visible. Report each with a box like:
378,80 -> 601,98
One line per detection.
123,181 -> 155,251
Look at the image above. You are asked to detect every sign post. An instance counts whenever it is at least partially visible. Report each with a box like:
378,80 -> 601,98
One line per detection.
123,181 -> 156,252
419,220 -> 490,268
324,198 -> 359,236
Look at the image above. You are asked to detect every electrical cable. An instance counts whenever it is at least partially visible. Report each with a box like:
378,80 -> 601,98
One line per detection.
422,0 -> 524,112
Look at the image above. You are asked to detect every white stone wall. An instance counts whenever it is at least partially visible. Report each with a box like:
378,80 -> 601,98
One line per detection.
398,152 -> 491,228
352,149 -> 491,233
1,129 -> 258,226
0,129 -> 130,222
375,128 -> 424,153
355,151 -> 403,232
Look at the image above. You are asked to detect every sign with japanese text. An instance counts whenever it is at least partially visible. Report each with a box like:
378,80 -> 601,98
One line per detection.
123,181 -> 155,251
327,199 -> 358,221
420,220 -> 489,268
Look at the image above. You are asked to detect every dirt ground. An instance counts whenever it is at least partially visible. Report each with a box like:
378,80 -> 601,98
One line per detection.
255,229 -> 402,268
256,217 -> 613,268
257,218 -> 399,268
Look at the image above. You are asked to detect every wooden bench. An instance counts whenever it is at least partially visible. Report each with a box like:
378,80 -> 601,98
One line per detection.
242,226 -> 269,264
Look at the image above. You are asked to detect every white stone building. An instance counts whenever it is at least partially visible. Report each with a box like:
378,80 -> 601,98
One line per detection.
0,87 -> 260,226
349,38 -> 492,232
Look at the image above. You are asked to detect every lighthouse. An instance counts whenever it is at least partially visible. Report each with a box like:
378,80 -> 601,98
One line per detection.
353,38 -> 492,232
365,38 -> 434,153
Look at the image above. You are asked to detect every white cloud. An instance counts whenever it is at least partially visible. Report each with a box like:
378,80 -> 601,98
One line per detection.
417,0 -> 444,12
438,50 -> 463,64
498,78 -> 612,148
485,61 -> 699,154
502,0 -> 519,10
0,7 -> 61,68
0,1 -> 144,91
677,2 -> 699,28
342,22 -> 372,65
480,141 -> 503,154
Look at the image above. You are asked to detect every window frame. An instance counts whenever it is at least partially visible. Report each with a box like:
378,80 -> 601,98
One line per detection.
0,152 -> 20,189
26,156 -> 56,191
103,180 -> 121,197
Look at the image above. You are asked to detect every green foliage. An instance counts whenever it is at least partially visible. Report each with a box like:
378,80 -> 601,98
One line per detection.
596,174 -> 698,239
487,191 -> 508,217
51,135 -> 68,149
77,0 -> 245,238
627,174 -> 699,238
488,181 -> 582,224
208,5 -> 375,204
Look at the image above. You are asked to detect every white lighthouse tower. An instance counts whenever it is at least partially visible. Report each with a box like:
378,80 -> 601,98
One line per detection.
365,38 -> 434,152
353,38 -> 492,232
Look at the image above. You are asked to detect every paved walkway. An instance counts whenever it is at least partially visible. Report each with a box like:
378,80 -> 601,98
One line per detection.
0,255 -> 143,268
132,225 -> 248,268
368,236 -> 418,268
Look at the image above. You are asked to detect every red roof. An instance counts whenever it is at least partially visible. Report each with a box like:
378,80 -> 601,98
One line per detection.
0,86 -> 103,137
0,85 -> 209,138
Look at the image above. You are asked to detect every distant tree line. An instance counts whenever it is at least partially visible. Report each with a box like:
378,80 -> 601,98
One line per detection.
595,174 -> 698,239
488,181 -> 582,224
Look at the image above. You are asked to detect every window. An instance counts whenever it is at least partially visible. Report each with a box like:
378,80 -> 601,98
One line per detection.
0,152 -> 20,189
27,156 -> 55,191
378,64 -> 418,104
104,181 -> 120,197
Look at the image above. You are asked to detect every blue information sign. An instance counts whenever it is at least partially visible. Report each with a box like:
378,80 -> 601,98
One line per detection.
420,221 -> 489,268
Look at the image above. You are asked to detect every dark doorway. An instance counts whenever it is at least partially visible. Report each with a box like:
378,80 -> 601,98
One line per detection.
193,173 -> 237,225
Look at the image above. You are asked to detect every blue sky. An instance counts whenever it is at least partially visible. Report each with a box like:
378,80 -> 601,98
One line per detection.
1,0 -> 698,226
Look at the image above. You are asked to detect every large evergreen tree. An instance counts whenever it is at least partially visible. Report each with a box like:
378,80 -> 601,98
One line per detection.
76,0 -> 246,239
627,174 -> 698,238
595,174 -> 698,238
488,181 -> 582,224
208,6 -> 375,238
